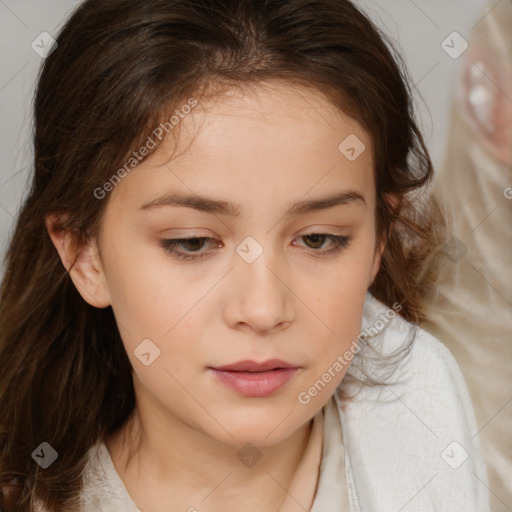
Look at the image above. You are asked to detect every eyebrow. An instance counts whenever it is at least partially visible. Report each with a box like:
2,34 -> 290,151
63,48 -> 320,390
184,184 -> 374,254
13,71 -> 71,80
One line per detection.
140,190 -> 366,217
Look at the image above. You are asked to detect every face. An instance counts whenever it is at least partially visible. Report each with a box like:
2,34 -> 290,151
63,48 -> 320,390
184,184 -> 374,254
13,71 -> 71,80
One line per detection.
61,81 -> 384,447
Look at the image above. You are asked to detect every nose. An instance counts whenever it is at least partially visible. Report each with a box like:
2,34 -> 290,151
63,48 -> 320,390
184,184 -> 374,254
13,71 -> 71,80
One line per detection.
222,238 -> 295,336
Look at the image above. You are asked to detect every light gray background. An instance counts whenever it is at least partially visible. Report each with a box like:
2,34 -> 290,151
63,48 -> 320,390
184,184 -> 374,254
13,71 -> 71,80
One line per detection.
0,0 -> 490,269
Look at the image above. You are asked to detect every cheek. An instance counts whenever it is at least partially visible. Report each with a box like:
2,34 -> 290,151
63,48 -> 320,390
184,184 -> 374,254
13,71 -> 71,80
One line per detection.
293,283 -> 366,408
302,235 -> 375,371
102,235 -> 204,348
105,248 -> 205,399
310,276 -> 366,354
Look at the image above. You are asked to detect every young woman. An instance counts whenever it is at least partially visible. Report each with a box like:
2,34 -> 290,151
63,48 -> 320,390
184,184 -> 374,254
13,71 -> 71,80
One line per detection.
0,0 -> 490,510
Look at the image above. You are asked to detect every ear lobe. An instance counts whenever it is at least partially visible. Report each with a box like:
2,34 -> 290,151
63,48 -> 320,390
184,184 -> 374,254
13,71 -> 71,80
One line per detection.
45,214 -> 111,308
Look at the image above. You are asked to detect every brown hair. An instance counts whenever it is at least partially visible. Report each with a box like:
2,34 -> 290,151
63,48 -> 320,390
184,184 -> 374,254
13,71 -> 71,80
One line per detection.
0,0 -> 445,509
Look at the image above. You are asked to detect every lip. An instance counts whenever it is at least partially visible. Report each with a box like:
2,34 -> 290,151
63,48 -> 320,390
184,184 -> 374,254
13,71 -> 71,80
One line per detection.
209,359 -> 299,397
213,359 -> 297,372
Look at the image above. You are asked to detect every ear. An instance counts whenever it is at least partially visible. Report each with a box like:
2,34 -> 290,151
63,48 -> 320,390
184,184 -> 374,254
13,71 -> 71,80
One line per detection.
45,213 -> 111,308
368,192 -> 400,286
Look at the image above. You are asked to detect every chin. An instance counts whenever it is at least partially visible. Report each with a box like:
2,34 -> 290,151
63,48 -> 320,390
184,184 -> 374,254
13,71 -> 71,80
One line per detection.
203,402 -> 311,447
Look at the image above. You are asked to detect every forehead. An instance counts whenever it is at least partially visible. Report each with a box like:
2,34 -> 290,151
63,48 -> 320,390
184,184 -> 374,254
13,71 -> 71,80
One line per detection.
170,80 -> 371,161
109,80 -> 375,213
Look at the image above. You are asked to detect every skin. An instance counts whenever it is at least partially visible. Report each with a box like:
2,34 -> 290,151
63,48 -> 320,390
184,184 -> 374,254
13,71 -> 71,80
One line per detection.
47,80 -> 386,512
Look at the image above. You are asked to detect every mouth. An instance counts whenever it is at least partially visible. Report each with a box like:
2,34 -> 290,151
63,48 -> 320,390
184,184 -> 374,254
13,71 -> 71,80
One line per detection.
211,359 -> 298,372
208,359 -> 299,397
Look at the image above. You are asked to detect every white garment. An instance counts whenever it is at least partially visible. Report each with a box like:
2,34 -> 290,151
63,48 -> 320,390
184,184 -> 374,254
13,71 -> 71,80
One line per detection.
72,292 -> 490,511
341,294 -> 491,511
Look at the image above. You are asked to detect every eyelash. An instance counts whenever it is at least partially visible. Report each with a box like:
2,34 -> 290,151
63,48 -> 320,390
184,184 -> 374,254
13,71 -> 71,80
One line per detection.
158,233 -> 352,261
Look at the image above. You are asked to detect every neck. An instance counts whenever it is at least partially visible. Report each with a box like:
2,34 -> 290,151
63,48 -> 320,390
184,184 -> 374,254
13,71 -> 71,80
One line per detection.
105,383 -> 316,512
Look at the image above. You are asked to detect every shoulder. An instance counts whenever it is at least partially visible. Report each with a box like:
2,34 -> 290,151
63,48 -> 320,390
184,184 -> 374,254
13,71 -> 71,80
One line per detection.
355,292 -> 479,429
21,441 -> 133,512
335,292 -> 491,511
79,440 -> 141,512
357,292 -> 474,400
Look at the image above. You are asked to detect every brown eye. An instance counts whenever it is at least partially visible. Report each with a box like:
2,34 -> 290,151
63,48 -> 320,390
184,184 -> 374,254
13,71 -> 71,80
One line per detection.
302,233 -> 328,249
293,233 -> 352,256
159,237 -> 220,261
